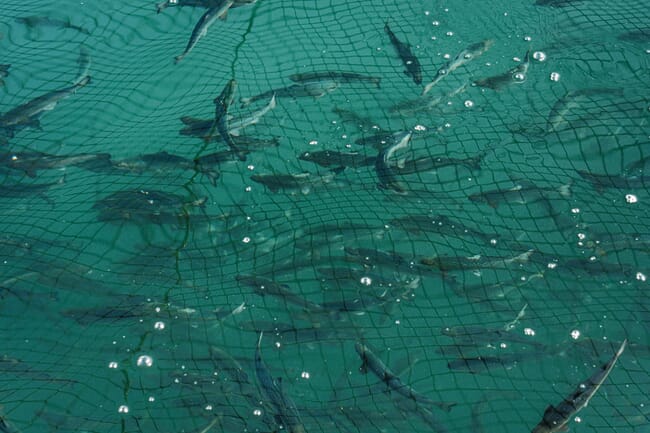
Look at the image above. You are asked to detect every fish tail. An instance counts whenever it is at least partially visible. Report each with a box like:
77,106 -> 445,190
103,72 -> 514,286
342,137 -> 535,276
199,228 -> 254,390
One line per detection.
174,54 -> 185,64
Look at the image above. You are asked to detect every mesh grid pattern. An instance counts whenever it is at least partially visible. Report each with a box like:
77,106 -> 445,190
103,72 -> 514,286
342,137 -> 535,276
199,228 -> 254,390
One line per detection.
1,0 -> 649,432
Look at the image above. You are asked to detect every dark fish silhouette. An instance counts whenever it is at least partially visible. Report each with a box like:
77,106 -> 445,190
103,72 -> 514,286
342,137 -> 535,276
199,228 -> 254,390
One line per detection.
384,22 -> 422,85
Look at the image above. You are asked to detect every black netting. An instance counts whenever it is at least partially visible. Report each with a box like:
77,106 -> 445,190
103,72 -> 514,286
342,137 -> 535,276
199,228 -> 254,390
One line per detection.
1,1 -> 649,432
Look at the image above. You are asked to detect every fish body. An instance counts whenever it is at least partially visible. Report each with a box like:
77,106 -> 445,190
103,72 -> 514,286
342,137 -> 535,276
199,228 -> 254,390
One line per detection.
474,50 -> 530,91
236,275 -> 325,312
0,75 -> 90,136
394,151 -> 484,175
16,16 -> 90,34
331,106 -> 380,132
423,39 -> 493,95
390,82 -> 468,116
250,168 -> 343,193
355,342 -> 455,411
531,340 -> 626,433
452,272 -> 543,303
375,131 -> 412,193
617,27 -> 650,42
0,64 -> 9,87
469,180 -> 571,208
0,150 -> 110,177
114,151 -> 220,185
240,80 -> 338,107
384,22 -> 422,85
420,250 -> 534,272
1,177 -> 63,200
174,1 -> 234,63
157,0 -> 254,13
255,333 -> 305,433
534,0 -> 584,7
289,71 -> 381,88
299,149 -> 375,169
546,87 -> 624,132
204,79 -> 247,160
390,214 -> 497,243
577,170 -> 649,192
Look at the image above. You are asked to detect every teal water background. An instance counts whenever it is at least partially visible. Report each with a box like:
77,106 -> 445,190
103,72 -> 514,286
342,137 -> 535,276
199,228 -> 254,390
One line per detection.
1,1 -> 649,432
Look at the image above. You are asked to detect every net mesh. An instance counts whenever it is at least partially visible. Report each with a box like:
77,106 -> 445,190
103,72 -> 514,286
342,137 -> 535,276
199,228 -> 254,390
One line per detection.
1,1 -> 649,432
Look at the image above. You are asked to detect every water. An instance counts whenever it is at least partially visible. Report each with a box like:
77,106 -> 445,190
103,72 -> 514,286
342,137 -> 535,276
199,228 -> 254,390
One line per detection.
1,1 -> 649,432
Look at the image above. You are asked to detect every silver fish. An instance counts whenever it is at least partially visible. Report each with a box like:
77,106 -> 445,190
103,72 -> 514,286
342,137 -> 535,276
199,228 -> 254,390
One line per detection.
289,71 -> 381,88
255,333 -> 306,433
423,39 -> 493,95
420,249 -> 534,272
0,75 -> 90,136
355,342 -> 455,412
531,339 -> 626,433
205,79 -> 247,160
474,50 -> 530,91
240,80 -> 338,107
0,150 -> 110,178
375,131 -> 411,193
468,179 -> 571,208
298,149 -> 375,169
174,1 -> 234,63
250,167 -> 344,193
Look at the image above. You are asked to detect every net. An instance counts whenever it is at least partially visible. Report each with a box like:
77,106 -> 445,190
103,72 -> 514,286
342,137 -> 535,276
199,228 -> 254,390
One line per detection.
1,1 -> 648,432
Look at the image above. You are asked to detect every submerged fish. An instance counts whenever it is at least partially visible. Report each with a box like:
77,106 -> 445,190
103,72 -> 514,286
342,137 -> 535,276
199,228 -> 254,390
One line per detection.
331,106 -> 381,132
355,342 -> 455,412
534,0 -> 585,7
174,1 -> 234,63
0,75 -> 91,139
531,339 -> 626,433
112,151 -> 220,185
577,170 -> 649,192
389,213 -> 497,243
394,151 -> 484,175
375,131 -> 412,193
448,351 -> 544,374
289,71 -> 381,88
250,168 -> 344,193
0,64 -> 9,87
16,15 -> 90,35
468,179 -> 571,208
0,150 -> 110,178
384,22 -> 422,85
180,94 -> 275,137
236,275 -> 325,312
617,27 -> 650,43
390,82 -> 468,116
423,39 -> 493,95
157,0 -> 255,13
240,80 -> 338,107
474,50 -> 530,91
204,79 -> 247,160
546,87 -> 624,133
420,250 -> 534,272
255,333 -> 305,433
299,149 -> 375,169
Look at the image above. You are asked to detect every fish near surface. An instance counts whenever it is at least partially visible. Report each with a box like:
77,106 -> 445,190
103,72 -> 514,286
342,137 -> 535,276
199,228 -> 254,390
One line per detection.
531,339 -> 626,433
239,80 -> 338,107
384,22 -> 422,85
474,50 -> 530,91
174,1 -> 234,63
468,179 -> 571,208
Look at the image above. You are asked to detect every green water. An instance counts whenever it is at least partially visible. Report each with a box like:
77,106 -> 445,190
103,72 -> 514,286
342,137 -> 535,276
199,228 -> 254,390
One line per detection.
1,1 -> 649,432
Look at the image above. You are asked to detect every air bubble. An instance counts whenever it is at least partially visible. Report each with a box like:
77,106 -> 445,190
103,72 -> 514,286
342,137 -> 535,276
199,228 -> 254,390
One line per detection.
464,100 -> 474,108
550,72 -> 560,81
625,194 -> 638,203
533,51 -> 546,62
137,355 -> 153,368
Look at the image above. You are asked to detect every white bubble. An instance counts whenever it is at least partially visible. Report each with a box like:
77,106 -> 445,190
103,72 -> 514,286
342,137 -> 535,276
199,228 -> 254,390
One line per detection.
247,165 -> 255,170
432,20 -> 440,26
570,329 -> 581,339
550,72 -> 561,81
571,208 -> 580,214
108,361 -> 118,369
547,262 -> 557,269
414,124 -> 426,131
637,272 -> 647,282
513,72 -> 526,82
253,409 -> 263,417
148,396 -> 155,402
524,328 -> 536,336
309,140 -> 318,145
118,405 -> 129,414
524,35 -> 532,41
464,100 -> 474,108
359,276 -> 372,286
137,355 -> 153,367
625,194 -> 638,203
205,405 -> 213,411
245,186 -> 252,192
242,236 -> 251,243
533,51 -> 547,62
446,31 -> 454,37
301,371 -> 310,379
154,321 -> 165,330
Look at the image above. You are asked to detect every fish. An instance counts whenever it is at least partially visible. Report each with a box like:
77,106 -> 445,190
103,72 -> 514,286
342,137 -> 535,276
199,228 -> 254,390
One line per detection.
289,71 -> 381,88
448,351 -> 544,374
474,50 -> 530,91
156,0 -> 255,14
250,167 -> 344,193
531,339 -> 626,433
75,45 -> 92,84
389,213 -> 497,243
577,170 -> 649,192
384,22 -> 422,85
0,75 -> 91,138
394,151 -> 485,175
420,249 -> 535,272
452,272 -> 544,303
1,176 -> 64,203
534,0 -> 585,7
112,151 -> 220,185
617,27 -> 650,43
298,149 -> 375,169
204,79 -> 247,160
240,80 -> 338,107
584,232 -> 650,256
174,1 -> 234,63
236,275 -> 325,312
331,106 -> 381,132
355,342 -> 456,412
16,15 -> 90,35
546,87 -> 624,132
423,39 -> 493,95
180,94 -> 276,137
238,321 -> 360,344
255,333 -> 306,433
468,179 -> 571,208
375,131 -> 412,193
442,323 -> 545,348
344,246 -> 443,279
92,189 -> 210,224
390,82 -> 468,116
623,155 -> 650,177
0,150 -> 110,178
0,64 -> 9,87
